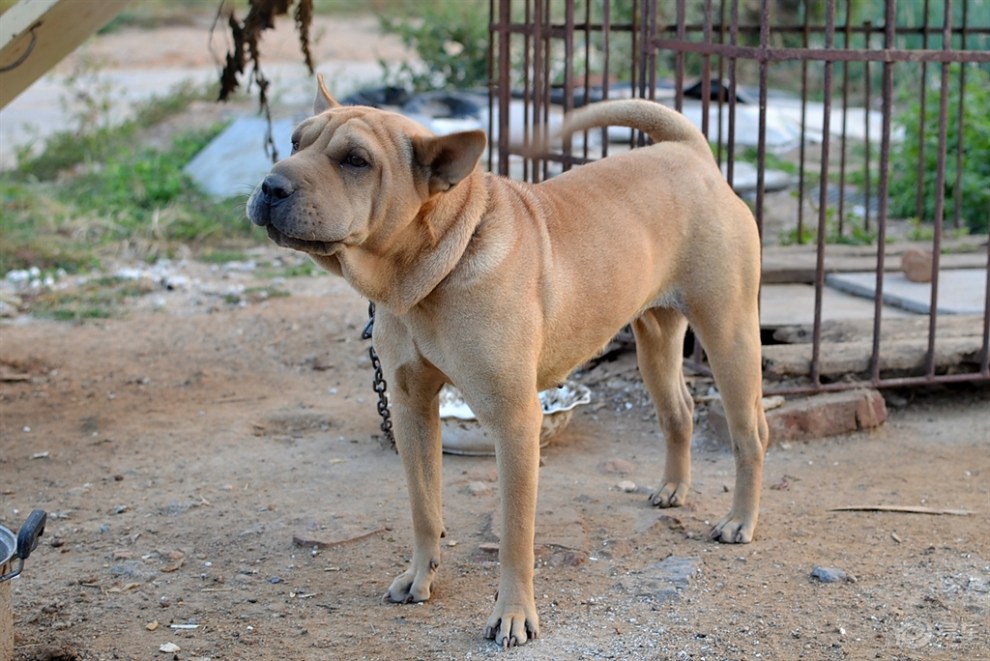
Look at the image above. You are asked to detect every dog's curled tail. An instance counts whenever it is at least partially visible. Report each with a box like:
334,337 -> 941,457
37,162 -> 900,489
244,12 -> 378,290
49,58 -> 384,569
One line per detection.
559,98 -> 713,160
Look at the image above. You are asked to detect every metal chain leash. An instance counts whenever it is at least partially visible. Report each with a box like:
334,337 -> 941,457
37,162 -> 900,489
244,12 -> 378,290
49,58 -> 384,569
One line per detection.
362,302 -> 395,450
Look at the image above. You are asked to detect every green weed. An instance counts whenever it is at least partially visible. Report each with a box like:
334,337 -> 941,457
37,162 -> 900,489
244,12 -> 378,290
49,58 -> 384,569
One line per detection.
377,0 -> 489,91
28,276 -> 152,322
889,64 -> 990,234
779,207 -> 878,246
3,79 -> 255,275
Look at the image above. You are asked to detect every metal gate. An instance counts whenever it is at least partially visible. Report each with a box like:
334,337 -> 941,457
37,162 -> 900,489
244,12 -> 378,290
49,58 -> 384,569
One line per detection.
488,0 -> 990,393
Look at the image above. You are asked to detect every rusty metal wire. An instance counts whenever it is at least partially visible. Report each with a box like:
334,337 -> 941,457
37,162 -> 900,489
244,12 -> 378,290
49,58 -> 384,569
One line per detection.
489,0 -> 990,393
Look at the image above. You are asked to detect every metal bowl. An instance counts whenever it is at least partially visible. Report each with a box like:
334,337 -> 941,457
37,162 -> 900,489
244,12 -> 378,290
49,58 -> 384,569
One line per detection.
439,381 -> 592,456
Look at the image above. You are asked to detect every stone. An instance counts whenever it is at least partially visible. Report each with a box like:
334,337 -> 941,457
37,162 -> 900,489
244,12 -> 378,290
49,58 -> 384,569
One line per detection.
708,389 -> 887,445
616,480 -> 638,493
465,481 -> 490,496
810,566 -> 848,583
614,556 -> 701,603
598,458 -> 636,475
901,248 -> 933,283
184,116 -> 294,199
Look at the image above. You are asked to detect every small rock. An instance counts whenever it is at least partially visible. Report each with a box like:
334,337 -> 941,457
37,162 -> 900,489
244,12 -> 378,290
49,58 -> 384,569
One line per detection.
616,480 -> 638,493
615,555 -> 700,603
901,248 -> 933,283
598,458 -> 636,475
811,566 -> 847,583
465,481 -> 490,496
159,642 -> 181,653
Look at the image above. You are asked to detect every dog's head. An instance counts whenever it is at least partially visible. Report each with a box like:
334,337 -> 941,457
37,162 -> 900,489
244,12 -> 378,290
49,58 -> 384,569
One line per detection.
247,75 -> 487,262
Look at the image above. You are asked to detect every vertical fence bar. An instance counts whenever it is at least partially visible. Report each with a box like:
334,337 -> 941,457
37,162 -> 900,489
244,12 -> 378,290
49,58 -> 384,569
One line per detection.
952,0 -> 968,230
754,0 -> 769,239
862,19 -> 872,233
600,0 -> 611,157
837,0 -> 852,236
925,0 -> 953,378
561,0 -> 576,172
983,210 -> 990,376
496,0 -> 512,177
637,0 -> 649,99
674,0 -> 686,112
701,0 -> 713,139
533,0 -> 553,182
645,0 -> 658,103
715,0 -> 727,166
796,1 -> 810,244
810,0 -> 836,387
522,0 -> 533,181
581,0 -> 591,162
869,0 -> 896,384
914,0 -> 931,223
725,0 -> 740,188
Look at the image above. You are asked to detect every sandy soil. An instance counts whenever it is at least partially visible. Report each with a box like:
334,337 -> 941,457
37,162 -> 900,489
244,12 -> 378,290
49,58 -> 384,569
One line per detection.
1,251 -> 988,661
2,13 -> 989,661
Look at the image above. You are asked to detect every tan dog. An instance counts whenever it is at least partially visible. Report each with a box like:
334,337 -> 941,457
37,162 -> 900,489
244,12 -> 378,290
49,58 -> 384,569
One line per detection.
247,75 -> 768,648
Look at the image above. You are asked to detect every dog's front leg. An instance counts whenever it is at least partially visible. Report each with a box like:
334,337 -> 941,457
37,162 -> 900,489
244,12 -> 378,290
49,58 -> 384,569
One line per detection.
381,363 -> 447,604
475,394 -> 543,647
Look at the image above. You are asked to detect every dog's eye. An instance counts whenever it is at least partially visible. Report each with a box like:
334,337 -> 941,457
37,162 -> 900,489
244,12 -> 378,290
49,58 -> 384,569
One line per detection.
290,140 -> 300,154
343,153 -> 369,169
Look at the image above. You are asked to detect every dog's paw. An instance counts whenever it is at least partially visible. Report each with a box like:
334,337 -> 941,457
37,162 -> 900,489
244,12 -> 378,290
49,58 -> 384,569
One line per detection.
382,565 -> 435,604
484,596 -> 539,648
711,511 -> 756,544
648,481 -> 689,508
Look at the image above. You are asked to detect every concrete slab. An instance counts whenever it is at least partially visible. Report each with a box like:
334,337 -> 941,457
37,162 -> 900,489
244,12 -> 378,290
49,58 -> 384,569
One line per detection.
826,269 -> 987,316
183,115 -> 294,199
760,283 -> 913,328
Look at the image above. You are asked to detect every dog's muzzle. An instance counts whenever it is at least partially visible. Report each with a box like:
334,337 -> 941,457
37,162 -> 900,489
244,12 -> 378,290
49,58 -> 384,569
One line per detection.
246,174 -> 340,256
248,173 -> 295,228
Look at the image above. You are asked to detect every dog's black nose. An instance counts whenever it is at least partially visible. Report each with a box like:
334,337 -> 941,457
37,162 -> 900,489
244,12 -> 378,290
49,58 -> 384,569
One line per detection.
261,174 -> 294,201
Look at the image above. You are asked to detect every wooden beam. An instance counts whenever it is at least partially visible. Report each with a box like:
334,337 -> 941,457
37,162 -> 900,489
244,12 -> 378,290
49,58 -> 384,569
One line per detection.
0,0 -> 131,109
762,336 -> 984,378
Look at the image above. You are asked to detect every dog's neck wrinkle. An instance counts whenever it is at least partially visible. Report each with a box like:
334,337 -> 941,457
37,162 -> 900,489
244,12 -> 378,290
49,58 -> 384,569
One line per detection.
338,173 -> 487,315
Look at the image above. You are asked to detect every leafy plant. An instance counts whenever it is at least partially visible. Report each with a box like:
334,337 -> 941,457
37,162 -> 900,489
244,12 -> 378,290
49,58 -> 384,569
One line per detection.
377,0 -> 489,92
779,206 -> 878,246
888,64 -> 990,234
0,77 -> 250,273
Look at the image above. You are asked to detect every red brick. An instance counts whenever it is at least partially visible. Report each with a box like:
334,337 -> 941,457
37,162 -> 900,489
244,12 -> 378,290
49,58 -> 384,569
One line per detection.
707,389 -> 887,446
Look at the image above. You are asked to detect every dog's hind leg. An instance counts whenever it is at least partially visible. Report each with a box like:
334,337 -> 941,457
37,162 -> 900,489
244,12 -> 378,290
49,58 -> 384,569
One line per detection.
633,307 -> 695,509
689,298 -> 768,544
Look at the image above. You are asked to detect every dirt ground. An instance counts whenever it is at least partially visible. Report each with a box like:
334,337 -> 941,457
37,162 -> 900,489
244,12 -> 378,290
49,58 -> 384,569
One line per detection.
2,13 -> 989,661
1,250 -> 988,661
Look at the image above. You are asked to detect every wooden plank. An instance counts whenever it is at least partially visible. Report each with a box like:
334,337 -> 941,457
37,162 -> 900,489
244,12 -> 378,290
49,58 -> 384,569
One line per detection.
0,0 -> 131,109
762,335 -> 985,378
772,314 -> 985,344
761,240 -> 987,284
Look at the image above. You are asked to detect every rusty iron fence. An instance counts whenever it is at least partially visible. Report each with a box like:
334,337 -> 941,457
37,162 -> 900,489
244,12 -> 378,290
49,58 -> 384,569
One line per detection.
488,0 -> 990,394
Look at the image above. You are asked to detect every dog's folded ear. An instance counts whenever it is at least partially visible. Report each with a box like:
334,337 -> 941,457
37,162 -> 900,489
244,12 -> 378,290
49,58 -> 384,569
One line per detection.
413,130 -> 487,195
314,73 -> 340,115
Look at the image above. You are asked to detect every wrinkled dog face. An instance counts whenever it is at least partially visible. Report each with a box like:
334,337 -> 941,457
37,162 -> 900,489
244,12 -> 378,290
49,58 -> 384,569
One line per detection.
247,106 -> 429,257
